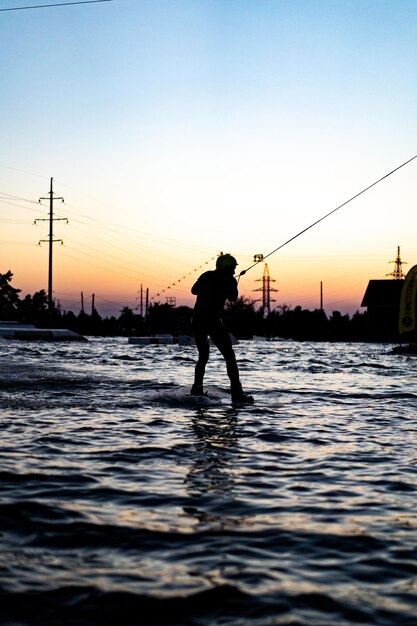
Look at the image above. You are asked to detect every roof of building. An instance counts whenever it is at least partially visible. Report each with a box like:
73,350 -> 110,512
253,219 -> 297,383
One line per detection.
361,279 -> 404,307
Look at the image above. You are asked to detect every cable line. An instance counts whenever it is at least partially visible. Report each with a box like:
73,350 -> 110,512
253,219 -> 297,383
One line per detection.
152,255 -> 216,300
238,154 -> 417,278
0,0 -> 113,11
0,191 -> 40,205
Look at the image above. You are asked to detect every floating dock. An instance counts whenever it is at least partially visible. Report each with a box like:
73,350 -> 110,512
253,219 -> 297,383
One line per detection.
128,334 -> 195,346
0,322 -> 87,341
128,334 -> 237,346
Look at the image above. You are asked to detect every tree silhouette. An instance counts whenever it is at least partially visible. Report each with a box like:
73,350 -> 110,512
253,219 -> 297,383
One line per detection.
0,271 -> 21,320
18,290 -> 48,323
0,270 -> 378,341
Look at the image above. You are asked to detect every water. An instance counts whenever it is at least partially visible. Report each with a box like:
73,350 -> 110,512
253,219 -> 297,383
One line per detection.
1,337 -> 417,626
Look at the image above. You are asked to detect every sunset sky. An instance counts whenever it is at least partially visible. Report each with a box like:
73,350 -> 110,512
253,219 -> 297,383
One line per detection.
1,0 -> 417,317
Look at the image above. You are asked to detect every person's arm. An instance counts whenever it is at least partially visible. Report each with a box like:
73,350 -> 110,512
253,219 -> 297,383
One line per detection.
192,272 -> 208,296
227,278 -> 238,303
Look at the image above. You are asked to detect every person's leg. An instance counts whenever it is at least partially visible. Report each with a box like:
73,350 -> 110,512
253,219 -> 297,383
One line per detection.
191,319 -> 210,394
209,320 -> 242,391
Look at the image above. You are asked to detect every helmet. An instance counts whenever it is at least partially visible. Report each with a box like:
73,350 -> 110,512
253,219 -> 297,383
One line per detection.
216,253 -> 237,270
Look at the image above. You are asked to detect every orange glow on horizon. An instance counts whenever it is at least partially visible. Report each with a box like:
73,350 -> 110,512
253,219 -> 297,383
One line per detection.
5,241 -> 399,319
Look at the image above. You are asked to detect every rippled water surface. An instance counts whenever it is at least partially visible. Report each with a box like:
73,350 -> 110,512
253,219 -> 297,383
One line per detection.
1,337 -> 417,625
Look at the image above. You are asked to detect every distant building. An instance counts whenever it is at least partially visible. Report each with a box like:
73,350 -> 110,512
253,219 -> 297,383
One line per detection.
361,279 -> 404,340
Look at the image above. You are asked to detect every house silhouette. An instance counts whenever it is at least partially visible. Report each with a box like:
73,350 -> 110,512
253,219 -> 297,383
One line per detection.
361,279 -> 404,340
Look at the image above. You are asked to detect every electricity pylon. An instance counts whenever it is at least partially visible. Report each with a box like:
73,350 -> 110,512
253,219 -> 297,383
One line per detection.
254,263 -> 278,316
387,245 -> 406,280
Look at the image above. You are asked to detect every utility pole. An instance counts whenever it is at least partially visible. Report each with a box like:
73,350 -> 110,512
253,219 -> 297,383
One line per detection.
320,281 -> 324,312
136,284 -> 144,317
35,178 -> 67,311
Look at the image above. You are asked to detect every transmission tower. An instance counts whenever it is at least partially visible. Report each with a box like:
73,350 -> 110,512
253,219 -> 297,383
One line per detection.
254,263 -> 278,316
35,178 -> 67,310
387,245 -> 406,279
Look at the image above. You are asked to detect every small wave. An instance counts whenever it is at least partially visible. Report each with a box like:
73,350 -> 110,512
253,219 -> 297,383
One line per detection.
143,386 -> 230,407
0,363 -> 95,390
99,445 -> 182,463
0,585 -> 267,626
169,355 -> 195,363
2,581 -> 417,626
0,500 -> 85,529
111,354 -> 143,361
341,361 -> 393,371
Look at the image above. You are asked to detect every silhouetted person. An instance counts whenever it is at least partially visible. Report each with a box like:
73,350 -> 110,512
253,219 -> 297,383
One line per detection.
190,253 -> 254,404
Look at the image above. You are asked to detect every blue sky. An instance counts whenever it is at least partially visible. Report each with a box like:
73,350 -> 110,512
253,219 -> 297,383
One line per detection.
1,0 -> 417,315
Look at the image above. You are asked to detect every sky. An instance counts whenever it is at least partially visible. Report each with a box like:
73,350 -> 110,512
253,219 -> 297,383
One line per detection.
1,0 -> 417,317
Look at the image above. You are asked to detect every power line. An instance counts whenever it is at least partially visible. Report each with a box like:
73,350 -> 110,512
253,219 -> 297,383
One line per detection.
0,183 -> 208,277
61,243 -> 148,282
0,199 -> 43,214
0,180 -> 216,290
59,249 -> 146,283
63,224 -> 192,289
0,218 -> 31,224
0,191 -> 39,205
62,201 -> 207,254
0,191 -> 208,257
0,0 -> 113,11
0,240 -> 34,245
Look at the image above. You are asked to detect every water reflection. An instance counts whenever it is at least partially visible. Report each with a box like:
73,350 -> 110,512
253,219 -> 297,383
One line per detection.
184,409 -> 242,528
